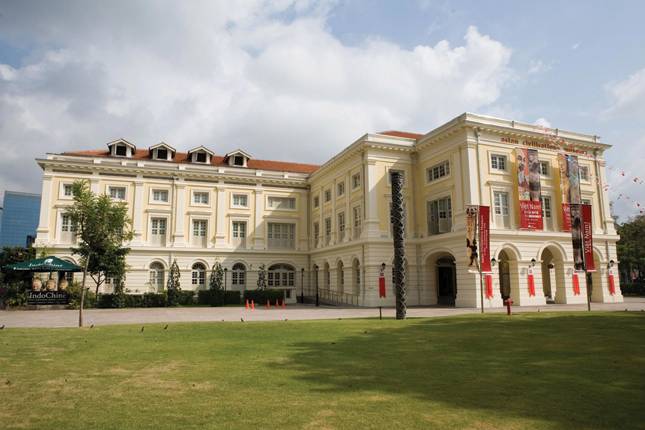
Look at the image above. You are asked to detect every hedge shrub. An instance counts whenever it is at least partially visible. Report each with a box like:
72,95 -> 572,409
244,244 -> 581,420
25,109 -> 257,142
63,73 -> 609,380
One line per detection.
620,283 -> 645,296
97,290 -> 195,308
243,289 -> 285,305
197,290 -> 241,306
66,281 -> 97,309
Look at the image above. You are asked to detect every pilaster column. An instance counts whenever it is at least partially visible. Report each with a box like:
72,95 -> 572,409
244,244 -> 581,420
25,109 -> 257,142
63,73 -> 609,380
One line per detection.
215,187 -> 226,248
299,190 -> 308,250
253,189 -> 264,249
318,190 -> 324,248
363,159 -> 380,238
173,182 -> 186,246
90,175 -> 100,194
35,174 -> 53,244
345,171 -> 352,242
130,181 -> 144,246
330,181 -> 337,246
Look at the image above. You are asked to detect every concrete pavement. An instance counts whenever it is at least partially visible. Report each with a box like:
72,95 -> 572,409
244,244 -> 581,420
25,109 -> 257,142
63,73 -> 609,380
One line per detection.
1,297 -> 643,328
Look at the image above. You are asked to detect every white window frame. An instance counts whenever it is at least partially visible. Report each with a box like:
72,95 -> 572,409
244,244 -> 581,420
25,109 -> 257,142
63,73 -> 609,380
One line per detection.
149,216 -> 169,246
352,204 -> 362,239
490,187 -> 512,230
266,195 -> 297,212
57,210 -> 77,244
425,159 -> 452,185
313,221 -> 320,247
191,151 -> 210,164
337,181 -> 345,197
191,190 -> 210,207
324,189 -> 332,205
488,152 -> 509,174
425,195 -> 453,236
149,188 -> 170,205
386,167 -> 408,188
188,215 -> 209,248
232,263 -> 246,286
191,263 -> 206,286
313,195 -> 320,209
579,164 -> 591,183
540,194 -> 556,231
107,185 -> 127,202
538,159 -> 552,179
324,217 -> 332,245
231,193 -> 250,209
59,182 -> 74,200
266,222 -> 297,249
337,211 -> 346,241
352,173 -> 362,191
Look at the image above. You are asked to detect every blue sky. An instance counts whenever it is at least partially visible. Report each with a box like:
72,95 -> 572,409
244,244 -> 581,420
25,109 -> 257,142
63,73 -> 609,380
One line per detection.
0,0 -> 644,220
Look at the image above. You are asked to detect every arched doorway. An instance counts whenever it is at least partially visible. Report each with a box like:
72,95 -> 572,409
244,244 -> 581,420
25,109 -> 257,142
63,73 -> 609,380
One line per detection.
498,250 -> 511,300
268,264 -> 295,287
538,244 -> 567,304
336,261 -> 344,293
436,257 -> 456,306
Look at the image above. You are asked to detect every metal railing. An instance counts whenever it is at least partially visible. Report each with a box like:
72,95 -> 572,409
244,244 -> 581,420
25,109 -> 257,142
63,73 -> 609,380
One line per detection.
303,288 -> 360,306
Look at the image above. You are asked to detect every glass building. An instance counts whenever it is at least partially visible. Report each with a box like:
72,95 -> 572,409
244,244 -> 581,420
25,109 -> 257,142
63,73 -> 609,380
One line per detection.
0,191 -> 42,248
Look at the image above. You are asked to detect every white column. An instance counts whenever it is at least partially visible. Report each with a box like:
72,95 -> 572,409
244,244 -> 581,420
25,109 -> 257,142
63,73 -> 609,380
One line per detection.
173,182 -> 186,247
215,187 -> 226,248
299,190 -> 308,250
253,189 -> 264,249
363,159 -> 380,238
90,175 -> 99,194
130,181 -> 144,246
318,190 -> 323,248
330,180 -> 337,246
35,174 -> 53,244
345,171 -> 351,242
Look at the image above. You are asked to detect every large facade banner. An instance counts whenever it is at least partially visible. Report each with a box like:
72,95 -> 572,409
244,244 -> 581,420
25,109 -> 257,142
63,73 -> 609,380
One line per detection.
558,154 -> 571,231
581,204 -> 596,272
516,148 -> 543,230
567,155 -> 581,204
466,205 -> 478,273
479,206 -> 492,273
570,203 -> 585,272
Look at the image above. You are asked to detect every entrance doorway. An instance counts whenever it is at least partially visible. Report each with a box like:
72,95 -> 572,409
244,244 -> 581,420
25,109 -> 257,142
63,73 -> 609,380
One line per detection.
436,257 -> 456,305
498,250 -> 511,300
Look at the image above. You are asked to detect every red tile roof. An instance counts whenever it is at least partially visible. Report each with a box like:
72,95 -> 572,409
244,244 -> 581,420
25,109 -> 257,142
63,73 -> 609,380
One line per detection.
376,130 -> 424,139
65,149 -> 320,174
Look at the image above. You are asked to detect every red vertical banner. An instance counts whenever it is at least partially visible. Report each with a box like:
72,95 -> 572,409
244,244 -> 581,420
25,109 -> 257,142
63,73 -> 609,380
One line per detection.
527,267 -> 536,297
581,204 -> 595,272
516,148 -> 543,230
608,268 -> 616,295
572,272 -> 581,295
562,204 -> 571,231
479,206 -> 491,273
486,274 -> 493,299
379,269 -> 386,298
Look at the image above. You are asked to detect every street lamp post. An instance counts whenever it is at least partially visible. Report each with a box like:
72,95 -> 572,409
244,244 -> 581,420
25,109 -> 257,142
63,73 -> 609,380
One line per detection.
300,268 -> 305,303
315,265 -> 319,307
223,267 -> 227,306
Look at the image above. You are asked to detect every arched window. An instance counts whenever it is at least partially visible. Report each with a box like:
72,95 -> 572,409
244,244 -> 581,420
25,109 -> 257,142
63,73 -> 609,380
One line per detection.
232,263 -> 246,286
353,260 -> 360,295
149,262 -> 165,290
192,263 -> 206,286
268,264 -> 295,287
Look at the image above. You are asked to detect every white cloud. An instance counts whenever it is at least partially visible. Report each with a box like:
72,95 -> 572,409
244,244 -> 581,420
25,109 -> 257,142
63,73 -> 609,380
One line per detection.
572,43 -> 579,50
603,68 -> 645,118
528,60 -> 551,74
0,1 -> 514,196
534,117 -> 551,128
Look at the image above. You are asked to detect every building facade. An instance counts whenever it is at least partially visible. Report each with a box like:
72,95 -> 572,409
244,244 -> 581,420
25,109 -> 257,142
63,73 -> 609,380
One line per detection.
0,191 -> 42,248
34,113 -> 623,307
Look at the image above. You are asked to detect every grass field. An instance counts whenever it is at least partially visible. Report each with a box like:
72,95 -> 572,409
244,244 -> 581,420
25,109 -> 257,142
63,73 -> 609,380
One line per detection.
1,312 -> 644,430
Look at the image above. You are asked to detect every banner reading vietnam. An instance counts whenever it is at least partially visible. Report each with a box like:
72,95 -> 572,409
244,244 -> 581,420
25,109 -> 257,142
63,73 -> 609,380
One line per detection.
516,148 -> 543,230
567,155 -> 581,204
479,206 -> 492,273
558,154 -> 571,231
570,203 -> 585,272
581,204 -> 596,272
466,205 -> 478,274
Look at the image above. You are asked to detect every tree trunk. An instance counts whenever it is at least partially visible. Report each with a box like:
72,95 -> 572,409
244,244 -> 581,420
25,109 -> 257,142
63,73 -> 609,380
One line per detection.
79,255 -> 90,327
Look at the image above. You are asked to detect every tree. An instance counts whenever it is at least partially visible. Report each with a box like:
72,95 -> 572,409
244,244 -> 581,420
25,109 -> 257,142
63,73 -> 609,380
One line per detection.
65,180 -> 134,326
0,246 -> 36,286
257,263 -> 267,291
209,260 -> 224,307
81,242 -> 130,296
617,214 -> 645,282
166,260 -> 181,307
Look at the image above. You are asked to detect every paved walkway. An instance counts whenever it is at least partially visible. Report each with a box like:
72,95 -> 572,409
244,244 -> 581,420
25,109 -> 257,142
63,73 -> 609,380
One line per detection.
1,297 -> 643,328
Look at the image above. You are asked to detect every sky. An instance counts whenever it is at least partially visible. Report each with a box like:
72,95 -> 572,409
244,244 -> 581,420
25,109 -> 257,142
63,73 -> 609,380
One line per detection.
0,0 -> 644,221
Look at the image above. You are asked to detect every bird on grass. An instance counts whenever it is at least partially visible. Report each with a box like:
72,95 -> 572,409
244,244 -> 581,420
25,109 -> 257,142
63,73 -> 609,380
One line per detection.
241,318 -> 244,322
90,325 -> 94,328
164,325 -> 168,330
141,327 -> 144,332
0,325 -> 5,330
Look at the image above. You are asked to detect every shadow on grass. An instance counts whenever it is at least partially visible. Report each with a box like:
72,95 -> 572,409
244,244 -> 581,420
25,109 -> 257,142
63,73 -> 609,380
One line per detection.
277,312 -> 645,429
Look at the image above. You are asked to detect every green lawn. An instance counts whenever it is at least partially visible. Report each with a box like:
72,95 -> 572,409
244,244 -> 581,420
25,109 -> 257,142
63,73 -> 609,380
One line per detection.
1,312 -> 644,430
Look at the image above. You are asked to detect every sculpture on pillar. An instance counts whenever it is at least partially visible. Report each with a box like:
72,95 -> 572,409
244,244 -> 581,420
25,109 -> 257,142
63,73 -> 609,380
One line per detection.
391,171 -> 407,320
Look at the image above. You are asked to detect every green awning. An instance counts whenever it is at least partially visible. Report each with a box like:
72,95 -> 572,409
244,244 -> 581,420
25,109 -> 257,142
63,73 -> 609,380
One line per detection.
4,256 -> 83,272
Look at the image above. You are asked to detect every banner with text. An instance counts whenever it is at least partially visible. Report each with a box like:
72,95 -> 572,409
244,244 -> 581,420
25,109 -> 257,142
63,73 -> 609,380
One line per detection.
516,148 -> 543,230
581,204 -> 596,272
558,154 -> 571,231
570,203 -> 585,272
479,206 -> 492,273
466,205 -> 478,273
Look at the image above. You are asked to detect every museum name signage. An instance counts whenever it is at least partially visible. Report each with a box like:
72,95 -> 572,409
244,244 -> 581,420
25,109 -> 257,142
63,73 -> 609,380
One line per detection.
29,291 -> 69,306
500,137 -> 588,155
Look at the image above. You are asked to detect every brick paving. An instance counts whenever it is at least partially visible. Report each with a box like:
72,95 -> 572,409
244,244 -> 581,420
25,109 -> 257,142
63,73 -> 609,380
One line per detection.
1,297 -> 643,328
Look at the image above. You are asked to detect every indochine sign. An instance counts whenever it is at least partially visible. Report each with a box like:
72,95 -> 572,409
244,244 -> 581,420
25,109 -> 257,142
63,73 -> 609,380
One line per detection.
29,291 -> 69,306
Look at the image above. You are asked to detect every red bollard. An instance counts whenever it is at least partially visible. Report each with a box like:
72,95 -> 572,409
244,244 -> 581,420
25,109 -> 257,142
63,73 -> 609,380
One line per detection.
504,299 -> 513,316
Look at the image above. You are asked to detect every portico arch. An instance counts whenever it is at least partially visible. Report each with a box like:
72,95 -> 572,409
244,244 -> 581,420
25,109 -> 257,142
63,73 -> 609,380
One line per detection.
423,251 -> 457,306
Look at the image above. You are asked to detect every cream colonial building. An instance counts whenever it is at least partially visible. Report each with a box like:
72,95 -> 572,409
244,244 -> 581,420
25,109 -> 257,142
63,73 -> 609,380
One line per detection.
34,113 -> 623,308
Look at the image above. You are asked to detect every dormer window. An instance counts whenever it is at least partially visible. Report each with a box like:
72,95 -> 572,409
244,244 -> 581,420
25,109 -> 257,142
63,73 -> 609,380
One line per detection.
224,149 -> 251,168
115,145 -> 127,156
196,152 -> 207,163
187,146 -> 214,164
107,139 -> 136,158
157,149 -> 168,160
149,143 -> 176,161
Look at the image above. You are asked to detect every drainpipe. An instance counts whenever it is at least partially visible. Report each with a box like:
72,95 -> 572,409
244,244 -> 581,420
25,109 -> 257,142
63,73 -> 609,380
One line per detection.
475,128 -> 484,205
410,152 -> 421,305
361,244 -> 366,306
594,150 -> 608,235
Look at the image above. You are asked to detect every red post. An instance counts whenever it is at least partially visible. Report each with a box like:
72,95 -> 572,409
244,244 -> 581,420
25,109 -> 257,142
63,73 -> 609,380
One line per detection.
504,299 -> 513,315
